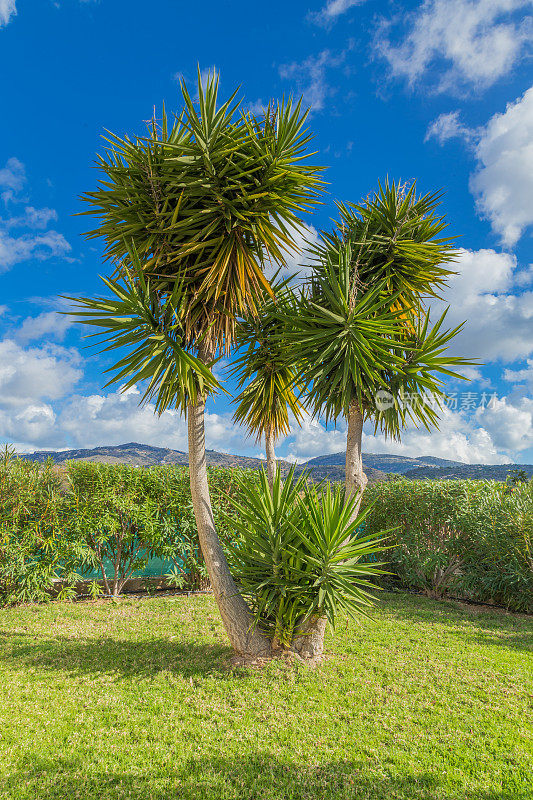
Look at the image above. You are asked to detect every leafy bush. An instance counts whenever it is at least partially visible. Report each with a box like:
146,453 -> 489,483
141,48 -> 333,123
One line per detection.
227,468 -> 388,647
361,479 -> 533,612
67,463 -> 179,597
0,458 -> 262,603
67,462 -> 255,595
0,459 -> 82,604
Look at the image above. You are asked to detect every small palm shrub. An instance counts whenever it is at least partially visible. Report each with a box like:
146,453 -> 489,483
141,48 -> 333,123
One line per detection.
227,468 -> 388,648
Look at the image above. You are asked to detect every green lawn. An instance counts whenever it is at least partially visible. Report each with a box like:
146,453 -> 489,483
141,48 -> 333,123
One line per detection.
0,592 -> 531,800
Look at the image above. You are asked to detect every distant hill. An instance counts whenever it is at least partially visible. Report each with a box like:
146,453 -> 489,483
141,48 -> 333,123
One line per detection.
304,452 -> 464,474
293,462 -> 388,485
20,443 -> 532,484
21,442 -> 288,471
403,463 -> 533,481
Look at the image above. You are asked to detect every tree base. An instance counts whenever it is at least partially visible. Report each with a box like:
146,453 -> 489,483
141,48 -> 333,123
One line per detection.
228,649 -> 325,670
228,615 -> 327,669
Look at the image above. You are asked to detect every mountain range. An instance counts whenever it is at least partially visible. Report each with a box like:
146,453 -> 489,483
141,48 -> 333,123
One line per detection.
20,443 -> 533,483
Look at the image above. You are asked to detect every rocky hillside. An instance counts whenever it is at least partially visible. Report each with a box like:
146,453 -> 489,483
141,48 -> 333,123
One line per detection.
402,463 -> 533,481
21,442 -> 288,471
303,452 -> 464,474
300,452 -> 533,482
20,443 -> 532,483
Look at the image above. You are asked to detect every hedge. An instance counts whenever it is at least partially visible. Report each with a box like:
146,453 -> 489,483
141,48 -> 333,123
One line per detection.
361,478 -> 533,612
0,459 -> 260,603
2,459 -> 532,612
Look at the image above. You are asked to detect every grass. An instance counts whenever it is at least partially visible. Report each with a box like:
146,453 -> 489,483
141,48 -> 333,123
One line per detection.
0,591 -> 531,800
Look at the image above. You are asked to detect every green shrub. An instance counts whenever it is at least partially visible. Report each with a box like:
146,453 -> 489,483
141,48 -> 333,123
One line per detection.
67,462 -> 260,595
67,463 -> 177,597
361,479 -> 533,612
0,459 -> 81,604
0,458 -> 263,603
227,468 -> 388,647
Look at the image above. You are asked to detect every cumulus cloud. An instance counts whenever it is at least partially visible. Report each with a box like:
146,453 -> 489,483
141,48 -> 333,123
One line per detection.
431,248 -> 533,362
0,339 -> 82,408
283,403 -> 528,464
286,414 -> 348,462
308,0 -> 366,27
0,158 -> 72,272
470,85 -> 533,246
57,389 -> 247,452
14,311 -> 73,344
0,403 -> 58,449
376,0 -> 533,92
0,336 -> 82,448
364,406 -> 510,463
279,49 -> 348,112
475,395 -> 533,453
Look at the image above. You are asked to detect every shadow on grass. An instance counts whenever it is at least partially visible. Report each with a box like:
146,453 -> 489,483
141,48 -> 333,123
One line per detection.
4,753 -> 528,800
0,632 -> 231,678
377,591 -> 533,652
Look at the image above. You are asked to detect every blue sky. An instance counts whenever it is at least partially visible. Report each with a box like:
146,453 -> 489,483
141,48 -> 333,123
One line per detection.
0,0 -> 532,464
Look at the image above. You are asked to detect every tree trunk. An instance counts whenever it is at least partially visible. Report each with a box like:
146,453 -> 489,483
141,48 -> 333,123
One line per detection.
291,615 -> 327,659
187,396 -> 271,656
345,399 -> 367,524
265,427 -> 276,491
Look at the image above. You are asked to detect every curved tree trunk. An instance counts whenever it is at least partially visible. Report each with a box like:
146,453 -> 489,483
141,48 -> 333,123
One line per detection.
345,399 -> 368,524
265,427 -> 276,491
187,396 -> 271,656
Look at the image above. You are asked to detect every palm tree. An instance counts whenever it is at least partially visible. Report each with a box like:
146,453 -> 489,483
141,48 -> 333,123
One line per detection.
286,181 -> 475,518
228,279 -> 304,489
69,71 -> 323,656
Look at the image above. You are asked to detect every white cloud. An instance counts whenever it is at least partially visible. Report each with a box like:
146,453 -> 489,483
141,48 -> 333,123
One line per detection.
0,339 -> 82,407
279,49 -> 348,112
0,1 -> 16,28
503,358 -> 533,386
15,311 -> 73,343
286,414 -> 347,461
515,264 -> 533,287
475,395 -> 533,452
263,222 -> 320,283
2,206 -> 58,229
431,248 -> 533,362
425,110 -> 476,144
57,389 -> 246,452
0,403 -> 57,448
0,156 -> 24,201
376,0 -> 533,92
363,406 -> 510,463
363,397 -> 533,462
470,85 -> 533,246
309,0 -> 366,26
0,229 -> 71,272
0,157 -> 72,271
283,404 -> 528,464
